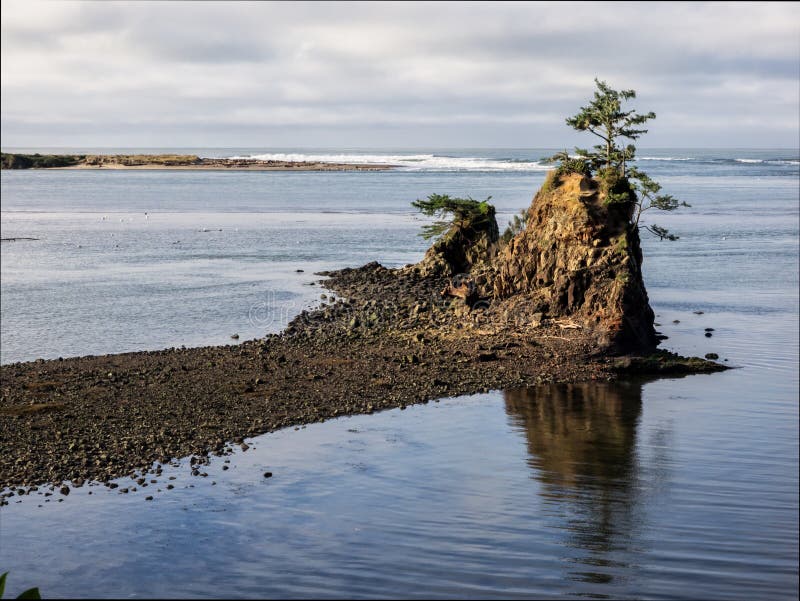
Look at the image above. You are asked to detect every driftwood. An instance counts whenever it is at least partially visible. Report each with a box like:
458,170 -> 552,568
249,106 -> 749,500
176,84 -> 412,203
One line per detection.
1,237 -> 39,242
441,275 -> 479,305
552,319 -> 582,330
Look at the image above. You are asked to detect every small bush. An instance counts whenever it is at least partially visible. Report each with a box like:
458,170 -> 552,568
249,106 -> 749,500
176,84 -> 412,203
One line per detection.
1,153 -> 84,169
0,572 -> 41,599
411,194 -> 497,241
500,208 -> 529,244
541,151 -> 591,185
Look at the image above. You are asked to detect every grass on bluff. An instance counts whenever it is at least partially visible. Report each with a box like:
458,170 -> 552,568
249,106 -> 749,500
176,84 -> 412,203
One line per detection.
1,152 -> 85,169
0,152 -> 201,169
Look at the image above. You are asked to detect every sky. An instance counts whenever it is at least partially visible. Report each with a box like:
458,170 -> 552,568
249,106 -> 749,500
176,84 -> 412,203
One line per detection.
1,1 -> 799,149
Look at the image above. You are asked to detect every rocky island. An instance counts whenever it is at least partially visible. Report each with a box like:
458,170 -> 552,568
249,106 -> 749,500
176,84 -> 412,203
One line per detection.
0,81 -> 725,499
0,168 -> 724,498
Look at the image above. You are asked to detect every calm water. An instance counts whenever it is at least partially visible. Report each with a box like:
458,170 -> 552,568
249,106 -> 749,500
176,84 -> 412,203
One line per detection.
0,148 -> 798,598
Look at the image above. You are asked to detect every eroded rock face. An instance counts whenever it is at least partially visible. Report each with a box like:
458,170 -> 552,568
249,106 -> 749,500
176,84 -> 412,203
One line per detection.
492,172 -> 657,354
414,204 -> 500,277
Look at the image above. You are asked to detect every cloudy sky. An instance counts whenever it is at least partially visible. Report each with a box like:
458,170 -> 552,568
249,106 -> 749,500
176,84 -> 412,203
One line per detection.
1,1 -> 798,148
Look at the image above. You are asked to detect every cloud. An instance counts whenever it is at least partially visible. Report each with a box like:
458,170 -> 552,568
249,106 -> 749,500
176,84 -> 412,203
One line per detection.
1,0 -> 798,147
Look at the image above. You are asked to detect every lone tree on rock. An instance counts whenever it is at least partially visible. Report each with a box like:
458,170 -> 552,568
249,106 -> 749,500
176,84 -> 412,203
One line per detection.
545,78 -> 689,240
411,193 -> 500,275
411,194 -> 497,241
566,78 -> 654,177
500,208 -> 530,244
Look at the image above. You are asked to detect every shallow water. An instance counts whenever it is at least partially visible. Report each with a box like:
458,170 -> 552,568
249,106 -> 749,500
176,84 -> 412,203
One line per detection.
0,148 -> 798,598
1,368 -> 797,599
2,148 -> 797,364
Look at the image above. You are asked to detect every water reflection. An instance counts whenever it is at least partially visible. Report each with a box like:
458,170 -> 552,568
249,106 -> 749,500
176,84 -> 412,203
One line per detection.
504,381 -> 649,590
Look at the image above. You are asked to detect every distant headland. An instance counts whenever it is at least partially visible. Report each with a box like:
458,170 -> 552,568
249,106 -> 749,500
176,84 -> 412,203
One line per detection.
0,152 -> 393,171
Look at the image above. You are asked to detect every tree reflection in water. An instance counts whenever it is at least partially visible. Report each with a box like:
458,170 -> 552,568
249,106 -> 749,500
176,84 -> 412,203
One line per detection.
504,380 -> 655,588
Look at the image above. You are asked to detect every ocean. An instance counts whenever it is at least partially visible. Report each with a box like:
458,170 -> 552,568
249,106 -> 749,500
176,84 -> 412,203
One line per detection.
0,148 -> 798,599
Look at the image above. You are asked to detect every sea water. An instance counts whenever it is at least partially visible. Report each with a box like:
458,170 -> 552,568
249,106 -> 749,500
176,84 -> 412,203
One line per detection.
0,149 -> 797,598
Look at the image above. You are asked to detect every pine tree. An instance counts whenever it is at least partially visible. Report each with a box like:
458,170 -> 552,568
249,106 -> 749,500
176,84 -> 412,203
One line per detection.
500,208 -> 529,244
411,194 -> 496,240
565,78 -> 655,177
544,78 -> 689,240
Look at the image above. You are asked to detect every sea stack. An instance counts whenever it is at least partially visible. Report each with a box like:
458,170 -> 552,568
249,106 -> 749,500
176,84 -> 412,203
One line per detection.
492,171 -> 658,354
413,201 -> 500,277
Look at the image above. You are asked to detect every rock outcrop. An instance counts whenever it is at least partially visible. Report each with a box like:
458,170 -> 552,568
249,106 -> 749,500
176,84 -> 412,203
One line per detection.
397,171 -> 658,354
491,172 -> 657,353
412,202 -> 499,278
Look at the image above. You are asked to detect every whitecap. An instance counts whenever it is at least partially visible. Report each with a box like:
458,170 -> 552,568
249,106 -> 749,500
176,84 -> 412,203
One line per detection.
226,152 -> 551,172
635,156 -> 695,161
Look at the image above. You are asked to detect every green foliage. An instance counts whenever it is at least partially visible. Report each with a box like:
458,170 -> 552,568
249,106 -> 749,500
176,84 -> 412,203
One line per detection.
0,572 -> 41,600
628,167 -> 690,238
543,78 -> 688,240
565,78 -> 654,176
1,153 -> 85,169
540,150 -> 591,182
0,152 -> 200,169
543,79 -> 652,179
500,208 -> 529,244
411,194 -> 495,240
597,166 -> 635,206
641,224 -> 679,241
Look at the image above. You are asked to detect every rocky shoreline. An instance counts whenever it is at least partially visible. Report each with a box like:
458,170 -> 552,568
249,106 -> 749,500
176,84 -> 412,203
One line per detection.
1,152 -> 392,171
0,172 -> 727,499
0,263 -> 723,499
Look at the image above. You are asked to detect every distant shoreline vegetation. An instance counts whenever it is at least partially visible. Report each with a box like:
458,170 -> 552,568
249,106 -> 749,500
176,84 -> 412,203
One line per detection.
0,152 -> 392,171
2,152 -> 86,169
1,152 -> 200,169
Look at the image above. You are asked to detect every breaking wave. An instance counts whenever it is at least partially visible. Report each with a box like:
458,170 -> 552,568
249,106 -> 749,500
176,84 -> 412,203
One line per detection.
735,158 -> 800,165
636,156 -> 799,166
227,152 -> 552,172
223,151 -> 799,172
